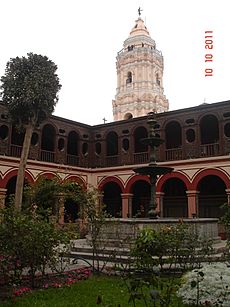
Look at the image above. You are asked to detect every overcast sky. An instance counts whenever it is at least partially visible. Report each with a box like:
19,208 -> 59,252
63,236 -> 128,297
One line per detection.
0,0 -> 229,125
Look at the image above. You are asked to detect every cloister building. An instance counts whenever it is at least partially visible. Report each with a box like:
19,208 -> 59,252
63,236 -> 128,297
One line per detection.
0,14 -> 229,223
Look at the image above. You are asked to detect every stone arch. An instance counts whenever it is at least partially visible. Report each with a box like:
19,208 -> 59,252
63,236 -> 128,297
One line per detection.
197,174 -> 227,218
98,176 -> 124,192
133,126 -> 148,153
41,123 -> 57,151
102,182 -> 122,217
161,177 -> 188,217
67,130 -> 79,155
124,113 -> 133,120
105,131 -> 118,156
63,175 -> 85,223
36,172 -> 60,181
130,179 -> 151,217
157,172 -> 191,192
63,175 -> 86,189
192,168 -> 230,190
199,114 -> 219,145
41,123 -> 57,162
164,120 -> 182,149
98,176 -> 124,217
125,174 -> 149,193
1,169 -> 34,188
2,169 -> 35,206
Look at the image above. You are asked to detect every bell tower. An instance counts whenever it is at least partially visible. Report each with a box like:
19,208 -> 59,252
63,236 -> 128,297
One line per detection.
112,10 -> 169,121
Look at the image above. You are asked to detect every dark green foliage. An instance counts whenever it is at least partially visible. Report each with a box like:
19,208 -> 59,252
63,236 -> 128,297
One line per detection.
220,203 -> 230,227
23,177 -> 86,220
131,223 -> 213,272
123,224 -> 213,306
0,52 -> 61,127
220,203 -> 230,241
0,207 -> 72,289
81,188 -> 109,272
0,53 -> 62,212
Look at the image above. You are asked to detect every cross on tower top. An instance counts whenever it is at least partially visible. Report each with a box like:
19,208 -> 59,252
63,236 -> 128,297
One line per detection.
138,7 -> 143,17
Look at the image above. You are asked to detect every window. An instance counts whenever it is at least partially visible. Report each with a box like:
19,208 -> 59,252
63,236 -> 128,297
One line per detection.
82,142 -> 88,155
58,138 -> 64,151
186,129 -> 195,143
95,142 -> 101,155
224,123 -> 230,138
0,125 -> 9,140
122,138 -> 129,151
31,132 -> 39,146
156,73 -> 160,86
126,72 -> 132,84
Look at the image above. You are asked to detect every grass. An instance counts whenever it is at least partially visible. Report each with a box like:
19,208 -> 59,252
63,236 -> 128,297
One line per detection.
1,274 -> 186,307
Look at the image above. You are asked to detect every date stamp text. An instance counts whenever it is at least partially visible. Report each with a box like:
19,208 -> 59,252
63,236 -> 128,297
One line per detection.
205,31 -> 213,77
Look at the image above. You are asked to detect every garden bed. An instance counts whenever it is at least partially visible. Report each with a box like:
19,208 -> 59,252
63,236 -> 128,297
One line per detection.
0,266 -> 92,302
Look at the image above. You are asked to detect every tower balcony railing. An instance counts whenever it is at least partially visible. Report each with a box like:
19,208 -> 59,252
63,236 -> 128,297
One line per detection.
165,148 -> 183,161
134,152 -> 149,164
200,143 -> 220,157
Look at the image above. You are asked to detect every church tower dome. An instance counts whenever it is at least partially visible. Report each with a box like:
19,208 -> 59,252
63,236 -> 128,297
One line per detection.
112,10 -> 169,121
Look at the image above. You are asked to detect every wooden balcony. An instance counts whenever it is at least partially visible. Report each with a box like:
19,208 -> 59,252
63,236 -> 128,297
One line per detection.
134,152 -> 149,164
106,156 -> 119,167
40,150 -> 55,163
165,148 -> 183,161
67,154 -> 79,166
200,143 -> 220,157
10,145 -> 22,158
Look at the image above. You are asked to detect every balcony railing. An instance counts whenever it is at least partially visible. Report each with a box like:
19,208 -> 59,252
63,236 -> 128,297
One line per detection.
106,155 -> 119,167
40,150 -> 55,163
8,142 -> 222,168
165,148 -> 183,161
134,152 -> 149,164
200,143 -> 219,157
67,154 -> 79,166
10,145 -> 22,158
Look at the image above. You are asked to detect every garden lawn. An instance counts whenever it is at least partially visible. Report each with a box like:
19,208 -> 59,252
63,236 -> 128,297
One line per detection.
2,275 -> 185,307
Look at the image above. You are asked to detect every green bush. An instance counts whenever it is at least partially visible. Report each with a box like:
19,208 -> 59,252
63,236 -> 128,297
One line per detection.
124,223 -> 213,306
0,207 -> 72,289
131,223 -> 213,271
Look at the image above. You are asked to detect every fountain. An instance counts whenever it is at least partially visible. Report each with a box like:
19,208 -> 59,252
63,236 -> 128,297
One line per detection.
100,112 -> 219,244
133,112 -> 173,218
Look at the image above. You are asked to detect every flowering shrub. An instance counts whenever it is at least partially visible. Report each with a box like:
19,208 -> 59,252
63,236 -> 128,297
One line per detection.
42,267 -> 92,289
12,267 -> 92,297
0,207 -> 73,288
177,262 -> 230,306
13,287 -> 31,297
131,223 -> 213,271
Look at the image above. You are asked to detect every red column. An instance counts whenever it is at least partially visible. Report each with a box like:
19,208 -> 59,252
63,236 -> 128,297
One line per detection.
225,189 -> 230,205
58,193 -> 65,224
156,192 -> 164,217
121,193 -> 133,218
186,190 -> 199,218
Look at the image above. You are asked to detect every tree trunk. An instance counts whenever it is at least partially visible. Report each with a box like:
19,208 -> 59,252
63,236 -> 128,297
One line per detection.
14,124 -> 34,212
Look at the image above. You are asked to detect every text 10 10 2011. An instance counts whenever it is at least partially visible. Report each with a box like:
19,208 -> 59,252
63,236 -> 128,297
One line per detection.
205,31 -> 213,77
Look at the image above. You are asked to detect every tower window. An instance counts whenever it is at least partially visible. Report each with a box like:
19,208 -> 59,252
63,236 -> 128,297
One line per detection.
127,45 -> 134,51
156,73 -> 161,86
157,79 -> 160,85
126,72 -> 132,84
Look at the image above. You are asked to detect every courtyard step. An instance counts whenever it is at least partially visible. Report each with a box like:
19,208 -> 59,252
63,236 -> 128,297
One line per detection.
65,239 -> 229,269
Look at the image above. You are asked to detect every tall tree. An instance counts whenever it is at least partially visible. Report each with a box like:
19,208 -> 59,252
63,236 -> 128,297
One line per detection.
0,53 -> 61,212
